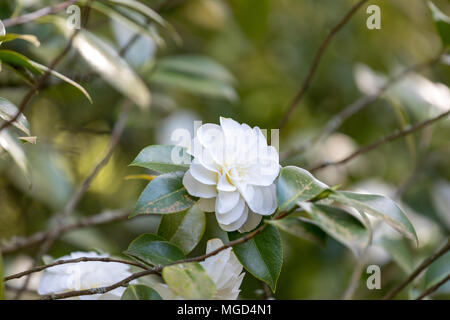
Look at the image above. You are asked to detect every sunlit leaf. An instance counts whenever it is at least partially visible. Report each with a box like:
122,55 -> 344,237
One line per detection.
0,49 -> 41,74
130,145 -> 191,173
157,205 -> 206,254
0,33 -> 40,46
125,233 -> 186,266
228,224 -> 282,292
276,166 -> 328,211
0,97 -> 30,136
0,128 -> 30,177
329,191 -> 418,245
121,284 -> 162,300
47,16 -> 151,110
131,171 -> 196,216
162,262 -> 216,299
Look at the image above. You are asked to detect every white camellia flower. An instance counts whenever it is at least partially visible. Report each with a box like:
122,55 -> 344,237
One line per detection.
38,251 -> 132,300
182,117 -> 280,232
155,238 -> 245,300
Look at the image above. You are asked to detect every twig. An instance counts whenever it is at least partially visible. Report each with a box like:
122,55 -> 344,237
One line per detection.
383,239 -> 450,300
278,0 -> 368,128
2,0 -> 77,28
415,274 -> 450,300
0,29 -> 80,134
309,109 -> 450,172
4,257 -> 148,282
281,51 -> 446,160
0,208 -> 130,254
39,210 -> 297,300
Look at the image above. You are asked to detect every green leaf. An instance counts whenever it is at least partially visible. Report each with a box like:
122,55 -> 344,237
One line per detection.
0,128 -> 30,177
425,251 -> 450,295
0,49 -> 41,74
0,252 -> 4,300
130,145 -> 191,173
131,171 -> 197,216
0,50 -> 92,103
329,191 -> 418,245
0,97 -> 30,136
377,236 -> 414,274
157,206 -> 206,254
0,33 -> 40,46
228,224 -> 282,292
121,284 -> 162,300
162,262 -> 216,299
46,16 -> 151,110
125,233 -> 186,266
302,204 -> 369,256
428,1 -> 450,46
266,217 -> 327,247
276,166 -> 328,211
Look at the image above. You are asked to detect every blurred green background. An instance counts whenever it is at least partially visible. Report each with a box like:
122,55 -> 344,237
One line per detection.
0,0 -> 449,299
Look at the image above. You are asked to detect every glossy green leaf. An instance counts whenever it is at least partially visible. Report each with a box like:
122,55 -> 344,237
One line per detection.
428,1 -> 450,46
329,191 -> 418,245
0,97 -> 30,136
228,224 -> 282,292
47,16 -> 151,110
0,50 -> 91,103
162,262 -> 216,299
424,251 -> 450,295
121,284 -> 162,300
0,33 -> 40,46
132,171 -> 196,216
302,204 -> 369,256
157,206 -> 205,254
0,49 -> 41,74
125,233 -> 186,266
266,217 -> 327,247
277,166 -> 328,211
130,145 -> 191,173
378,236 -> 414,273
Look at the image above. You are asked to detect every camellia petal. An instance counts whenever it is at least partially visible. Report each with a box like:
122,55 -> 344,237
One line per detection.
182,170 -> 217,198
182,117 -> 280,232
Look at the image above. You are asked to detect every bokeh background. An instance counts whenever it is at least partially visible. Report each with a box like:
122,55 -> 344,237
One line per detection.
0,0 -> 449,299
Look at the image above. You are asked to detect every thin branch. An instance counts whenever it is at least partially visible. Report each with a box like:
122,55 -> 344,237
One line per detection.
281,51 -> 445,160
38,210 -> 296,300
278,0 -> 368,128
0,208 -> 130,254
309,109 -> 450,172
415,274 -> 450,300
383,238 -> 450,300
4,257 -> 149,282
0,29 -> 80,134
2,0 -> 77,28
